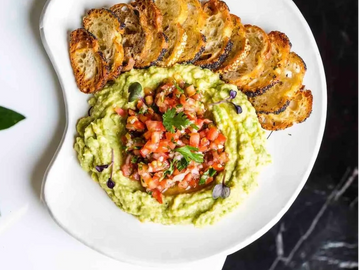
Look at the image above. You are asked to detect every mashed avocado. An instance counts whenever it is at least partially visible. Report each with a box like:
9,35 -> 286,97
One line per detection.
74,64 -> 271,226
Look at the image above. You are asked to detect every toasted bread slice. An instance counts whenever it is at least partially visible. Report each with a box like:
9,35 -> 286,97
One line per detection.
250,52 -> 307,114
69,28 -> 109,93
178,0 -> 207,63
153,0 -> 189,25
153,0 -> 189,66
240,31 -> 292,96
110,4 -> 152,71
83,9 -> 124,80
131,0 -> 168,67
157,24 -> 188,67
221,25 -> 270,94
258,89 -> 313,131
216,14 -> 250,73
194,0 -> 233,70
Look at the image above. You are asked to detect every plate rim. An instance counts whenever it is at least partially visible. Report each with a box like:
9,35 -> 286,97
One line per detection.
39,0 -> 327,266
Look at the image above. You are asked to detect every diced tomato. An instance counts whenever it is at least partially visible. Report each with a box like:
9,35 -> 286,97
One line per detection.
146,120 -> 165,132
214,133 -> 226,145
209,142 -> 217,150
198,138 -> 210,152
188,179 -> 197,188
184,173 -> 192,182
152,152 -> 169,161
148,160 -> 166,172
140,148 -> 150,157
205,177 -> 214,185
219,152 -> 229,163
190,133 -> 200,148
115,107 -> 127,118
148,176 -> 160,189
180,94 -> 187,106
138,164 -> 149,175
121,164 -> 132,177
212,162 -> 225,171
151,132 -> 162,144
192,93 -> 201,100
159,179 -> 171,190
185,85 -> 196,96
178,180 -> 189,189
199,130 -> 207,138
128,109 -> 136,116
137,99 -> 144,109
139,114 -> 151,123
143,130 -> 152,140
152,189 -> 163,204
154,140 -> 170,153
143,140 -> 158,152
207,127 -> 219,141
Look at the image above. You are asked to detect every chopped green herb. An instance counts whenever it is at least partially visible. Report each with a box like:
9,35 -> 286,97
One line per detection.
199,168 -> 217,185
131,156 -> 138,164
175,146 -> 204,163
176,158 -> 189,171
163,108 -> 191,133
163,160 -> 175,177
190,123 -> 199,130
174,81 -> 184,93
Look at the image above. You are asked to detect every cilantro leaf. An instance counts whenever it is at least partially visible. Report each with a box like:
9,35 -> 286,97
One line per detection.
163,108 -> 191,133
176,158 -> 189,171
174,146 -> 204,163
199,168 -> 217,185
164,160 -> 175,177
174,81 -> 184,93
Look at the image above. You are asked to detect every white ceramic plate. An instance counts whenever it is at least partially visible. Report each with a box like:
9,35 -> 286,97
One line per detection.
40,0 -> 327,266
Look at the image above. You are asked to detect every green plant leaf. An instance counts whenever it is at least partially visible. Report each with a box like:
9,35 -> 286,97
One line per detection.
0,106 -> 25,130
163,108 -> 191,133
128,82 -> 143,102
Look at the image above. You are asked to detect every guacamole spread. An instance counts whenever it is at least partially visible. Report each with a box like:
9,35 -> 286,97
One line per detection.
74,64 -> 271,226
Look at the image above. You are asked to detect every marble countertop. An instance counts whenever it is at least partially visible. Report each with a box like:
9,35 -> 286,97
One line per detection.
223,0 -> 358,269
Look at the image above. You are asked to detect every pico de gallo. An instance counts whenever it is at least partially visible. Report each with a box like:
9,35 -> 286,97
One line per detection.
118,79 -> 229,203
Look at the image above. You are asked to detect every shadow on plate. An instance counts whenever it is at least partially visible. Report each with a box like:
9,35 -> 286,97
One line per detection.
29,0 -> 66,201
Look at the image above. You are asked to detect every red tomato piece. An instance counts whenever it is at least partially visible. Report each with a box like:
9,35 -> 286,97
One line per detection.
146,120 -> 165,132
178,180 -> 189,189
207,127 -> 219,141
190,133 -> 200,148
121,164 -> 132,177
214,133 -> 226,145
114,107 -> 127,118
212,162 -> 225,171
151,132 -> 162,144
154,140 -> 169,153
152,189 -> 163,204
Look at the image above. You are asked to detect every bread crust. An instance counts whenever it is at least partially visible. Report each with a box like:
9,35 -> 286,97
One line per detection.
257,89 -> 313,130
69,28 -> 109,93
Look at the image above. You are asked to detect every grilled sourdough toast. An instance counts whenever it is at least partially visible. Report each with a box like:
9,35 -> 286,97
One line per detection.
153,0 -> 188,24
250,52 -> 307,114
178,0 -> 207,63
195,0 -> 233,70
240,31 -> 292,96
154,0 -> 189,66
131,0 -> 168,67
157,24 -> 188,67
258,89 -> 313,131
69,28 -> 109,93
83,9 -> 124,80
110,3 -> 152,71
217,14 -> 250,73
221,25 -> 270,93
